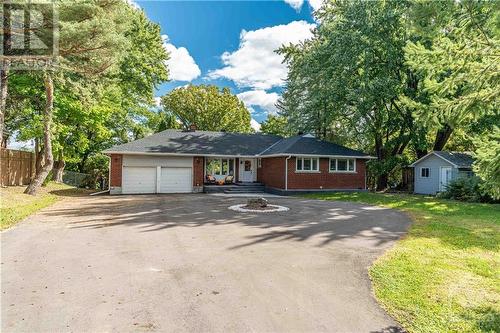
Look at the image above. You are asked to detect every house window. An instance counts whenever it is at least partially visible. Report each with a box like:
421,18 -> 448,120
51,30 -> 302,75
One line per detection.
420,167 -> 430,178
206,158 -> 234,177
330,158 -> 356,172
296,157 -> 319,172
257,158 -> 262,168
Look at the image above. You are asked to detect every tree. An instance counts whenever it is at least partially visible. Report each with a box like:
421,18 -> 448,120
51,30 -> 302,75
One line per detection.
279,0 -> 422,189
405,0 -> 499,151
260,115 -> 290,137
473,126 -> 500,200
23,0 -> 130,194
49,5 -> 169,181
161,85 -> 252,133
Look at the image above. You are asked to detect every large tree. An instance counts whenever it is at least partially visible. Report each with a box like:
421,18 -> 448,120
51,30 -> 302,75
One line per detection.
161,85 -> 252,133
23,0 -> 130,194
405,0 -> 499,151
260,115 -> 290,137
279,0 -> 424,189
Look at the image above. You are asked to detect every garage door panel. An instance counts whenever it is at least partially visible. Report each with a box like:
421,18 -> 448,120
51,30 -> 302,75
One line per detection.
123,167 -> 156,194
160,167 -> 192,193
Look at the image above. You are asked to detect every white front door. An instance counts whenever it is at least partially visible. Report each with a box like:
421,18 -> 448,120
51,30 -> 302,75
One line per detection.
440,167 -> 452,192
240,159 -> 255,182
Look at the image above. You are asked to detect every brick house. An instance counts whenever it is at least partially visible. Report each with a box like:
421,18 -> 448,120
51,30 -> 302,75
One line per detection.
103,129 -> 374,195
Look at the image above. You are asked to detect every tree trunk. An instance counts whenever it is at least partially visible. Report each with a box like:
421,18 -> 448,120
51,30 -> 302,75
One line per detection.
433,124 -> 453,151
24,74 -> 54,195
415,149 -> 428,159
0,66 -> 8,146
52,150 -> 65,183
35,138 -> 45,174
377,173 -> 389,191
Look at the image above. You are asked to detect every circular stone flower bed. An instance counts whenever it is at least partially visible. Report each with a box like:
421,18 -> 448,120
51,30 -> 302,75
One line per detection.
228,204 -> 289,213
228,198 -> 289,213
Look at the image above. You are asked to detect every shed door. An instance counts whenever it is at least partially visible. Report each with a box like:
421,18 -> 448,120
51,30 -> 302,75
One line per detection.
439,167 -> 452,192
122,166 -> 156,194
160,167 -> 192,193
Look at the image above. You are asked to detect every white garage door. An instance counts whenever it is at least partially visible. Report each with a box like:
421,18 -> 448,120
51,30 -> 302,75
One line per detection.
160,167 -> 192,193
122,167 -> 156,194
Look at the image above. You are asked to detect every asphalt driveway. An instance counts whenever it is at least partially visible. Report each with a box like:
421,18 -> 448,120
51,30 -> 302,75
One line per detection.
1,194 -> 411,332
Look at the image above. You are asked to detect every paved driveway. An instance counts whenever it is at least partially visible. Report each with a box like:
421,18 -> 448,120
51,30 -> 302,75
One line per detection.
1,194 -> 410,332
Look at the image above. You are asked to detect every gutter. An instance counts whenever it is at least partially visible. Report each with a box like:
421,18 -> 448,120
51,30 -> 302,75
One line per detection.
285,155 -> 291,191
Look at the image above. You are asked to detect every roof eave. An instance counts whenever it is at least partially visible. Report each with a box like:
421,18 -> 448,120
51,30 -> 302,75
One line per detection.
259,153 -> 376,159
409,151 -> 458,167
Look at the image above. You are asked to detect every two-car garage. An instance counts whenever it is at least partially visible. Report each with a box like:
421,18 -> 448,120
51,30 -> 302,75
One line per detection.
121,155 -> 193,194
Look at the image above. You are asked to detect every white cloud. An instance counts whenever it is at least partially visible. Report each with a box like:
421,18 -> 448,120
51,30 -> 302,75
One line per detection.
308,0 -> 323,11
154,97 -> 162,107
126,0 -> 141,10
237,90 -> 280,115
162,35 -> 201,82
251,118 -> 261,132
208,21 -> 315,90
284,0 -> 304,11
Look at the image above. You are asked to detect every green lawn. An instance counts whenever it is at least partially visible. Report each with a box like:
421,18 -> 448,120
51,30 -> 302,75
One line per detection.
0,182 -> 93,230
305,192 -> 500,333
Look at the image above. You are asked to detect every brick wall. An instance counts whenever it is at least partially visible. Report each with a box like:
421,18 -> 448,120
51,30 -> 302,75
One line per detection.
287,157 -> 366,190
193,156 -> 204,186
110,154 -> 122,187
259,157 -> 286,189
259,156 -> 366,190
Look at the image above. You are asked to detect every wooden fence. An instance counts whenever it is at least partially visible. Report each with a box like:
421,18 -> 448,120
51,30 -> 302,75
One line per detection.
0,148 -> 35,186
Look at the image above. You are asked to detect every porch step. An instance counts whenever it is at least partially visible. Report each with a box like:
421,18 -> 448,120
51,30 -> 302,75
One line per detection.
224,184 -> 265,194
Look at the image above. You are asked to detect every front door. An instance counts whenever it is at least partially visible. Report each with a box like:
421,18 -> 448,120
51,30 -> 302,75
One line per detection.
440,167 -> 452,192
240,159 -> 255,182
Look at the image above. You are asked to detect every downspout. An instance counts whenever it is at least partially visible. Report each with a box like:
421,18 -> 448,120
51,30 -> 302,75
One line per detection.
285,155 -> 291,191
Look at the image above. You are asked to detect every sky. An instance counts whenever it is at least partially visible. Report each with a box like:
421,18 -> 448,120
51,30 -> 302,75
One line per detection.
136,0 -> 320,130
10,0 -> 320,149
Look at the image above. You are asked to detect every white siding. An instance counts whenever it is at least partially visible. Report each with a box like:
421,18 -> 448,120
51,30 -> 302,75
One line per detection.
123,155 -> 192,168
413,154 -> 455,195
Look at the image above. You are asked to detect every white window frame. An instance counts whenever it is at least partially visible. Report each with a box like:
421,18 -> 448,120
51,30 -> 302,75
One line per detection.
205,157 -> 235,177
420,167 -> 430,178
329,158 -> 356,173
257,158 -> 262,168
296,157 -> 320,172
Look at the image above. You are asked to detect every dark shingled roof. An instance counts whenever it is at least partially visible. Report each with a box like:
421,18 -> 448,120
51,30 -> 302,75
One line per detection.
103,130 -> 282,156
260,135 -> 370,157
433,151 -> 474,168
104,130 -> 372,158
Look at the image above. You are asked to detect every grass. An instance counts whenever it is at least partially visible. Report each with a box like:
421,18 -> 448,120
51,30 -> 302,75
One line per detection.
0,182 -> 94,230
305,192 -> 500,333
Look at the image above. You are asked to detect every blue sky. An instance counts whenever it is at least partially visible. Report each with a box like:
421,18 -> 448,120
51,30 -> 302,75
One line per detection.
136,0 -> 319,129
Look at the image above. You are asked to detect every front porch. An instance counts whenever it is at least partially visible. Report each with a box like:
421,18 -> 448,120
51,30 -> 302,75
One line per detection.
204,156 -> 258,185
203,182 -> 265,193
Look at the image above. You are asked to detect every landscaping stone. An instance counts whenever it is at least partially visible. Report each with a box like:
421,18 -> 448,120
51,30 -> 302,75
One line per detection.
247,197 -> 268,208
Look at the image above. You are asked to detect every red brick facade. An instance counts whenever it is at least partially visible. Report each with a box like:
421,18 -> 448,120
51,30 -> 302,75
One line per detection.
259,156 -> 366,190
110,154 -> 122,187
289,157 -> 365,190
193,156 -> 204,186
258,157 -> 286,189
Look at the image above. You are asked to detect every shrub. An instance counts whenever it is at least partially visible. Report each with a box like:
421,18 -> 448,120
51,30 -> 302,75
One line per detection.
439,176 -> 494,203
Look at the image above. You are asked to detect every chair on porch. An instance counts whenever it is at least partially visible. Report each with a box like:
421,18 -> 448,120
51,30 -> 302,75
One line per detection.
224,175 -> 234,184
205,174 -> 216,184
